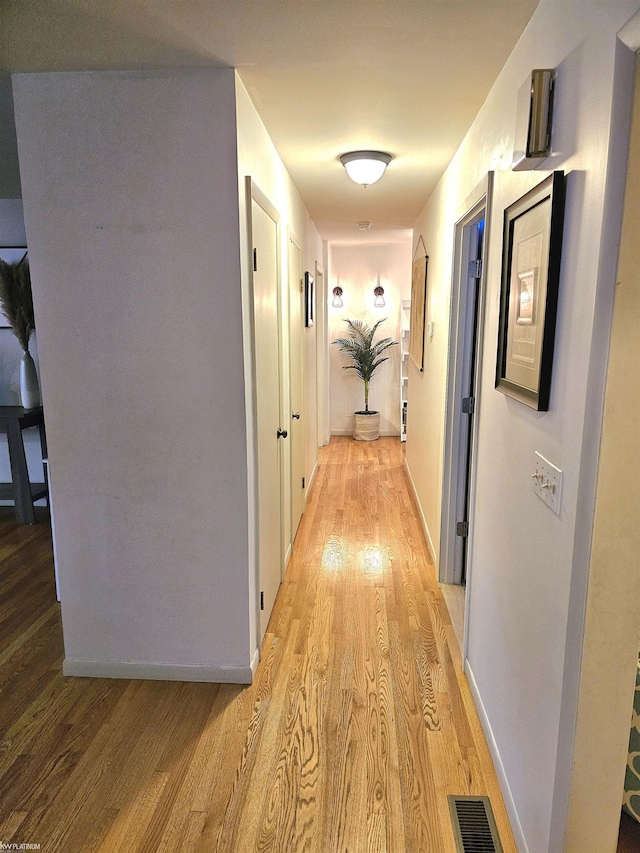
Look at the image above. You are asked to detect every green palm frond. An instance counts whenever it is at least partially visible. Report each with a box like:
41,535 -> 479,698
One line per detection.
0,253 -> 34,352
332,318 -> 398,411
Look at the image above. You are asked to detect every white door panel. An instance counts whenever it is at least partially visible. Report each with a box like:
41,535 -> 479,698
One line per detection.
252,197 -> 282,640
289,237 -> 305,539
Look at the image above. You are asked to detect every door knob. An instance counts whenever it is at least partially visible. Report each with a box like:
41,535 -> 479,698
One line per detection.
292,411 -> 300,420
277,428 -> 288,439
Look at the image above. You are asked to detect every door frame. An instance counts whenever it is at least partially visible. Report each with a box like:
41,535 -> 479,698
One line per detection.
439,174 -> 493,626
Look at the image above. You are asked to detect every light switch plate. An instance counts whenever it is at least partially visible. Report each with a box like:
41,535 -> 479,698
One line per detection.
532,451 -> 562,515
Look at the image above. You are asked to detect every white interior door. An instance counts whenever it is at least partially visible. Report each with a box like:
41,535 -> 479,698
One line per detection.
289,235 -> 305,539
251,194 -> 284,640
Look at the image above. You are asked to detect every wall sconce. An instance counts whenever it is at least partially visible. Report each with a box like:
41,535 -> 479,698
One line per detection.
512,69 -> 555,171
339,151 -> 392,187
373,285 -> 385,307
332,286 -> 344,308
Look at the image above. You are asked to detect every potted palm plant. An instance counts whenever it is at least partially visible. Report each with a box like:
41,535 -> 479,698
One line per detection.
332,318 -> 398,441
0,252 -> 40,409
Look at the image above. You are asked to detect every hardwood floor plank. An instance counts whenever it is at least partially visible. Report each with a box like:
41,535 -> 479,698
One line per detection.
139,689 -> 218,853
0,440 -> 518,852
388,619 -> 444,852
21,681 -> 148,847
0,809 -> 27,843
96,771 -> 170,853
176,811 -> 207,852
0,602 -> 59,669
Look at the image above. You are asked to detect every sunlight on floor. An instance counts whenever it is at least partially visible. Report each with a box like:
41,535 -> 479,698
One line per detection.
362,545 -> 391,575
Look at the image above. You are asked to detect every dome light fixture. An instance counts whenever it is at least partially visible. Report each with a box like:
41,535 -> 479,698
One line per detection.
339,151 -> 392,187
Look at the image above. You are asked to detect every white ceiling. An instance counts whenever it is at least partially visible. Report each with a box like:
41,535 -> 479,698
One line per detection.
1,0 -> 539,243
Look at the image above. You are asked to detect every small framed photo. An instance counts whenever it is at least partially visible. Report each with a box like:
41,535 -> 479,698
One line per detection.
0,248 -> 28,328
305,270 -> 314,327
496,172 -> 565,410
516,269 -> 536,325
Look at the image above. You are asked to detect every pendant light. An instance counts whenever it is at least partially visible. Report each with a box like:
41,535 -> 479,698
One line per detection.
373,285 -> 385,307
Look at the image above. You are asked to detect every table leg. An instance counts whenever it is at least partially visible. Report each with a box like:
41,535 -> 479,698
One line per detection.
38,422 -> 49,509
7,421 -> 35,524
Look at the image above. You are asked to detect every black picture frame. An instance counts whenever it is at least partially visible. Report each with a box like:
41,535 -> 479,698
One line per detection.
496,171 -> 565,410
305,270 -> 314,327
0,247 -> 28,328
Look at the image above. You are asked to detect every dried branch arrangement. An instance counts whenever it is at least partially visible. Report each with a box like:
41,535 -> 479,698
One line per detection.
0,252 -> 35,352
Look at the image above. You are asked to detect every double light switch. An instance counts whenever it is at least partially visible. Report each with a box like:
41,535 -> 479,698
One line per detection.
531,451 -> 563,516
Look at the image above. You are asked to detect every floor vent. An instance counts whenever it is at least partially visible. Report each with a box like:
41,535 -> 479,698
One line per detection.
448,795 -> 503,853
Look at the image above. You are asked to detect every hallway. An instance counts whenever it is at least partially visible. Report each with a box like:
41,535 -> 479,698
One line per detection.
0,437 -> 515,852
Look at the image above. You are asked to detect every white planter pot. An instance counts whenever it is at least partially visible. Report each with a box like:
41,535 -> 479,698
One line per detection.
353,411 -> 380,441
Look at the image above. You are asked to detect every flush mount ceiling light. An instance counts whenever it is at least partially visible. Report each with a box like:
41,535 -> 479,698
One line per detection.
358,221 -> 373,230
340,151 -> 392,187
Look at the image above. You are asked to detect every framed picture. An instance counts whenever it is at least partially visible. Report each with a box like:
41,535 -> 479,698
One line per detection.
409,252 -> 428,371
0,248 -> 28,328
496,172 -> 565,410
305,270 -> 314,327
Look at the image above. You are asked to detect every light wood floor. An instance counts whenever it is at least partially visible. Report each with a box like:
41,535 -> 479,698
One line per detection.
0,437 -> 515,852
439,583 -> 466,653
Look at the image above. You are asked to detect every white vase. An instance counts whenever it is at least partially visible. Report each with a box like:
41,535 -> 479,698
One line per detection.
20,350 -> 41,409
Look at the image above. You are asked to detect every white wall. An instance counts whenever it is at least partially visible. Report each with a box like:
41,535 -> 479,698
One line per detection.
234,74 -> 323,654
406,1 -> 640,850
13,69 -> 254,680
329,242 -> 411,436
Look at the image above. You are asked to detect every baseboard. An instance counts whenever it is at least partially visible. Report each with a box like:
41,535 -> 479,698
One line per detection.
465,661 -> 529,853
63,657 -> 255,684
249,646 -> 260,679
403,457 -> 437,564
330,429 -> 401,437
307,458 -> 319,496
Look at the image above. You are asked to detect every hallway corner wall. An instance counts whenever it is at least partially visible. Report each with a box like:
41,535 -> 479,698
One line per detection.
13,68 -> 254,679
